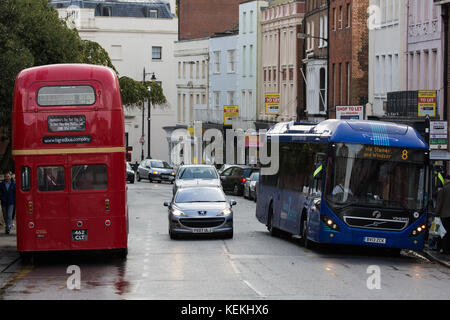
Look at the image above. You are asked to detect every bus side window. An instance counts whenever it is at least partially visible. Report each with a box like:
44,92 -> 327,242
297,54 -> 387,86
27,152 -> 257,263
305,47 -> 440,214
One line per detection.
21,167 -> 31,191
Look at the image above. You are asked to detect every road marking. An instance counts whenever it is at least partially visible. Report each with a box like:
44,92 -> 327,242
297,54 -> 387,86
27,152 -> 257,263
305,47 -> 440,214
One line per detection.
229,260 -> 241,274
242,280 -> 265,298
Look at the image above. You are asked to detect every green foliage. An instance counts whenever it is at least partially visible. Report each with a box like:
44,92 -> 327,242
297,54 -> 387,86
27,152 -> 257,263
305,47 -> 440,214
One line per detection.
80,40 -> 118,74
119,78 -> 167,108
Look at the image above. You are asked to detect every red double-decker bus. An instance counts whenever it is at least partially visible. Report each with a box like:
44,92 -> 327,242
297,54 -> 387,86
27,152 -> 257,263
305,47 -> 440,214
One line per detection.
12,64 -> 128,260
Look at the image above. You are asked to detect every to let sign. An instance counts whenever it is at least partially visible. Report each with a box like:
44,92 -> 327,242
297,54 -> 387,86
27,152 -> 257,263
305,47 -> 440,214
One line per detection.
265,93 -> 280,115
418,90 -> 437,117
336,106 -> 364,120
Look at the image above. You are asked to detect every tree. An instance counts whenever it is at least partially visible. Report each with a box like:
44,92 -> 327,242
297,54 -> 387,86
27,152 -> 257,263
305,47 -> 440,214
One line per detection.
80,40 -> 118,74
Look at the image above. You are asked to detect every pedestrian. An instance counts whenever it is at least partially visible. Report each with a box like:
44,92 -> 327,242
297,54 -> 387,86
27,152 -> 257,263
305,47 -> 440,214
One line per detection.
0,172 -> 16,234
435,175 -> 450,254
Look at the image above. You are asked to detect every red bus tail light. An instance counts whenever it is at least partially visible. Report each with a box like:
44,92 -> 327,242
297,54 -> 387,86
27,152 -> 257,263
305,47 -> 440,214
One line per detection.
28,222 -> 35,229
28,201 -> 33,214
105,199 -> 110,212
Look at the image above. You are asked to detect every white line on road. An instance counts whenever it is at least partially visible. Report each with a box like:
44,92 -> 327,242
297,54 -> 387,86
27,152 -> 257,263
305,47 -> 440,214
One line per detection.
243,280 -> 265,298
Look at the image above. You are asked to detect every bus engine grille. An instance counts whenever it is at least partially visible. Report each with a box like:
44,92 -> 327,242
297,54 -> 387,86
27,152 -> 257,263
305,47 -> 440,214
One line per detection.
343,216 -> 408,231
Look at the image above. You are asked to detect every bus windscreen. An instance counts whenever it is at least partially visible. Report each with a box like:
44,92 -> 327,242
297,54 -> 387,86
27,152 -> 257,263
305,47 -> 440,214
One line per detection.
325,143 -> 427,211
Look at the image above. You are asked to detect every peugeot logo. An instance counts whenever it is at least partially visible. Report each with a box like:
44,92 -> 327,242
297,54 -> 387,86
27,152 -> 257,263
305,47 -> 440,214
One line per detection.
198,211 -> 207,215
372,211 -> 382,219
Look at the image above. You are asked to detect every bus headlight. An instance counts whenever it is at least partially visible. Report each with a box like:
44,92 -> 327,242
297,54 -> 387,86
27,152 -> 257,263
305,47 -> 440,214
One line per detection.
410,224 -> 426,237
321,215 -> 340,231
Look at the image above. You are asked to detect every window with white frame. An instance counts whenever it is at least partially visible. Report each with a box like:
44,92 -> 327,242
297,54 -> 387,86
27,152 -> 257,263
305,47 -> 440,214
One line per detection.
319,16 -> 324,48
214,51 -> 220,74
227,50 -> 236,73
148,9 -> 158,18
228,91 -> 235,105
214,92 -> 220,108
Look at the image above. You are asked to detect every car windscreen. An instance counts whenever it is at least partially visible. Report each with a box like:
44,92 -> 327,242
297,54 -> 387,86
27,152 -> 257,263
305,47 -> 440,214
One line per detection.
151,161 -> 171,169
175,188 -> 226,203
178,167 -> 218,179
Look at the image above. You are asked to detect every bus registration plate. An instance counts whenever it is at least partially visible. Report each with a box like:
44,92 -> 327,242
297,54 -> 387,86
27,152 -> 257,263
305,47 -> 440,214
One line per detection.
192,228 -> 212,233
364,237 -> 386,244
72,229 -> 88,241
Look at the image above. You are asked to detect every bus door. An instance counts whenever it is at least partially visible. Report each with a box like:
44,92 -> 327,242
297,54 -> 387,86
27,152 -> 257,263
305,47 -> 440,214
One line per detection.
34,156 -> 70,251
305,153 -> 326,230
68,155 -> 111,250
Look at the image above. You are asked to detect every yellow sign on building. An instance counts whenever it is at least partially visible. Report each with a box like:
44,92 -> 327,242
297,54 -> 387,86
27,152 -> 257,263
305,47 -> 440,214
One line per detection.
224,105 -> 239,125
265,93 -> 280,115
418,90 -> 436,117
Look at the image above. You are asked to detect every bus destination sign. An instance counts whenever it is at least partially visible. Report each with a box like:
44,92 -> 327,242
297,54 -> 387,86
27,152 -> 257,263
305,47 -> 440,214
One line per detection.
362,146 -> 393,160
48,115 -> 86,132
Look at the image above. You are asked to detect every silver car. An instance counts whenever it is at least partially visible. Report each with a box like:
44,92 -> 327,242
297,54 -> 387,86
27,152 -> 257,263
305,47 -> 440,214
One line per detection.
243,171 -> 259,201
173,164 -> 221,195
164,187 -> 236,239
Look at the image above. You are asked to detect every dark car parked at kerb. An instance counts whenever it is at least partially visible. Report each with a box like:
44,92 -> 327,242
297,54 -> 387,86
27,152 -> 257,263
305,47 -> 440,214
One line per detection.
126,162 -> 135,184
137,159 -> 175,183
219,165 -> 259,196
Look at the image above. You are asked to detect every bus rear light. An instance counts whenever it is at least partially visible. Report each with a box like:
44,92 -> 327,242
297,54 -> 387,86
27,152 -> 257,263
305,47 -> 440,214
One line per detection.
105,220 -> 111,227
28,222 -> 35,229
28,201 -> 33,214
105,199 -> 110,212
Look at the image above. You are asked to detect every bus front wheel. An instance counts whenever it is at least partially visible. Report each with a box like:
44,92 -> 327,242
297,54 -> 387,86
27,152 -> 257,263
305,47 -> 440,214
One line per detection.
301,217 -> 315,249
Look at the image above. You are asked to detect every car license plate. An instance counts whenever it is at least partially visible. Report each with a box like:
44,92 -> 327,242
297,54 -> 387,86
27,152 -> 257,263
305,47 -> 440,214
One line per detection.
72,229 -> 88,241
192,228 -> 212,233
364,237 -> 386,244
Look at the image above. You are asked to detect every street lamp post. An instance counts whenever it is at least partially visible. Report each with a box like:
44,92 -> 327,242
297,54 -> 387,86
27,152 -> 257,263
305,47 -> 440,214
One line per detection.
142,67 -> 156,159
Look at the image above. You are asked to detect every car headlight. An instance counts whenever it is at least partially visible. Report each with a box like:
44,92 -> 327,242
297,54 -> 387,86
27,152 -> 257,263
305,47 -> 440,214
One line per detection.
171,172 -> 175,175
218,208 -> 232,216
152,171 -> 159,175
171,208 -> 186,216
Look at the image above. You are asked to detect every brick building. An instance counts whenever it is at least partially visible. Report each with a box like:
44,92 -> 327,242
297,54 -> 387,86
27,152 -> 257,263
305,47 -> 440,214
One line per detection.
328,0 -> 369,119
177,0 -> 243,40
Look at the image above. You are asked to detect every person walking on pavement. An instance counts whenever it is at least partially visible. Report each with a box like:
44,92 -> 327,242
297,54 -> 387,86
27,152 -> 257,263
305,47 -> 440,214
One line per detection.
435,175 -> 450,254
0,172 -> 16,234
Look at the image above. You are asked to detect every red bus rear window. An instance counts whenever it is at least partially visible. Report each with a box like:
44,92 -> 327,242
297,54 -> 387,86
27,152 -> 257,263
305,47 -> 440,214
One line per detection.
37,85 -> 96,106
72,165 -> 107,190
37,166 -> 65,191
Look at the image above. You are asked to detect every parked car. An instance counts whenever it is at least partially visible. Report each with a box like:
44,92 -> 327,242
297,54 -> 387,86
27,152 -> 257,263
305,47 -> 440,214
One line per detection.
164,187 -> 236,239
173,165 -> 221,195
126,162 -> 135,184
217,164 -> 233,175
219,165 -> 259,196
243,171 -> 259,201
137,159 -> 175,183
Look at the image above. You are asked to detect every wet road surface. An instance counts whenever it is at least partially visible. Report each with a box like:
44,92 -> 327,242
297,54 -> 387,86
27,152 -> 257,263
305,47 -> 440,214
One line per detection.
1,182 -> 450,300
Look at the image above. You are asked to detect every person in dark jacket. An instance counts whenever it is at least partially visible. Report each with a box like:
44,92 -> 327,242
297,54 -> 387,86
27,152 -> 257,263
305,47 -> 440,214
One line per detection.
436,175 -> 450,254
0,172 -> 15,234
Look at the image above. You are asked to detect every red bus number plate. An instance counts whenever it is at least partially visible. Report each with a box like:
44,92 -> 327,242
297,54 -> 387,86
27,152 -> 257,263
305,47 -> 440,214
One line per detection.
72,229 -> 88,241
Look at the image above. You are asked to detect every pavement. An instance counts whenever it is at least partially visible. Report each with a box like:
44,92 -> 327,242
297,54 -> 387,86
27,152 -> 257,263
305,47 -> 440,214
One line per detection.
0,220 -> 20,288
